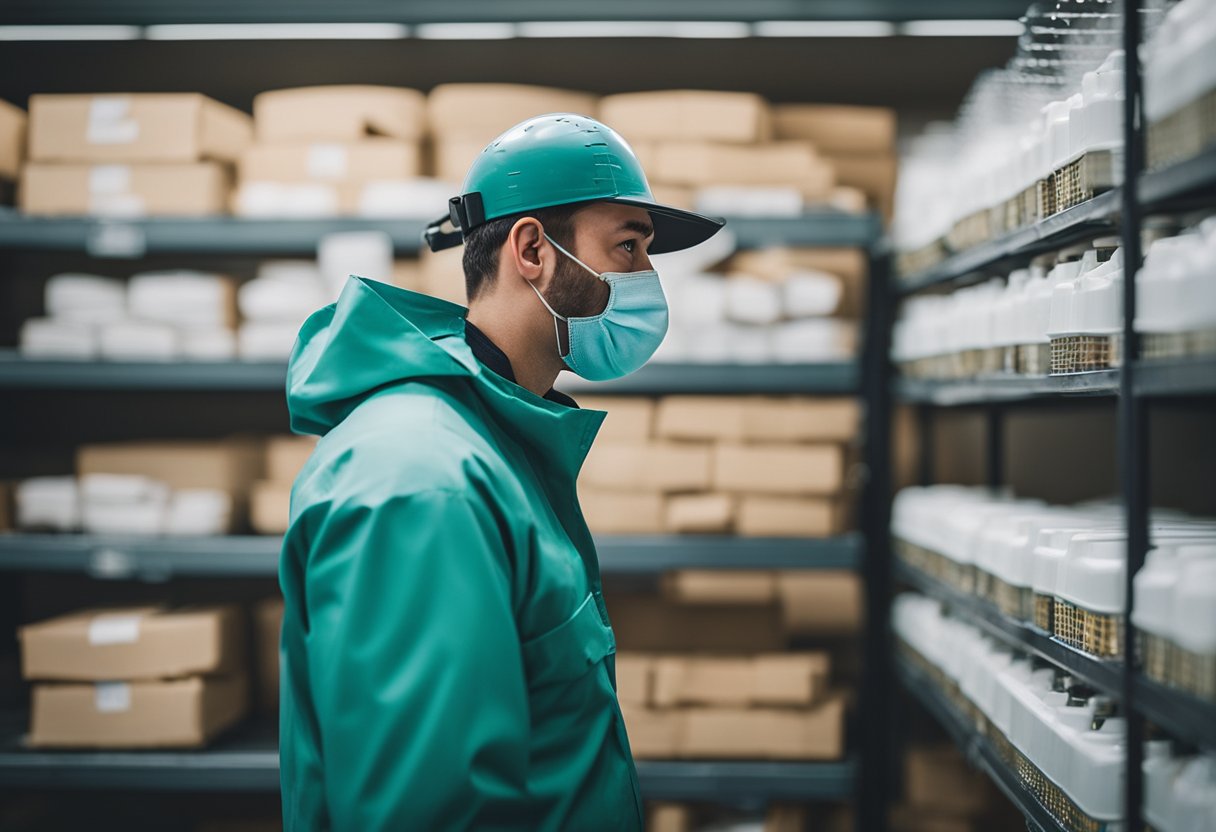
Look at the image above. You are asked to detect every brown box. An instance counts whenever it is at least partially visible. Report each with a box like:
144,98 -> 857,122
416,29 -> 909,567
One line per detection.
0,99 -> 26,179
773,104 -> 896,154
599,91 -> 772,144
777,571 -> 863,635
21,162 -> 230,217
253,597 -> 283,714
737,495 -> 847,538
680,695 -> 845,759
726,247 -> 867,318
661,570 -> 777,605
614,653 -> 653,706
581,441 -> 713,493
253,86 -> 426,142
239,139 -> 423,182
0,481 -> 12,531
250,481 -> 291,535
649,803 -> 693,832
29,94 -> 251,163
419,245 -> 467,305
578,487 -> 665,534
20,605 -> 246,682
433,137 -> 489,183
265,435 -> 316,484
713,443 -> 845,495
652,652 -> 829,707
427,84 -> 598,143
577,397 -> 655,442
889,806 -> 977,832
904,746 -> 995,815
655,396 -> 860,443
608,593 -> 786,653
663,493 -> 734,534
825,153 -> 898,218
29,674 -> 248,748
652,142 -> 833,193
620,703 -> 683,759
78,439 -> 261,496
650,184 -> 696,211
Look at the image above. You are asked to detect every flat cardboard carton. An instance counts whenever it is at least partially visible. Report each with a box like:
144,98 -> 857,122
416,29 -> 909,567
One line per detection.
576,397 -> 655,442
21,162 -> 229,216
239,139 -> 423,182
581,441 -> 713,492
265,435 -> 317,484
663,493 -> 735,534
250,481 -> 291,535
737,495 -> 846,538
772,104 -> 896,154
712,443 -> 845,495
614,653 -> 653,706
254,597 -> 284,714
0,99 -> 26,179
660,570 -> 777,605
599,91 -> 772,144
680,695 -> 845,759
427,84 -> 598,143
652,652 -> 829,707
608,593 -> 786,653
253,86 -> 426,142
77,439 -> 261,497
777,571 -> 863,635
577,487 -> 665,534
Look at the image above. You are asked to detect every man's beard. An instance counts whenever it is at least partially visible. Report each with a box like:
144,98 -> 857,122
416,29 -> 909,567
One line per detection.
543,252 -> 610,319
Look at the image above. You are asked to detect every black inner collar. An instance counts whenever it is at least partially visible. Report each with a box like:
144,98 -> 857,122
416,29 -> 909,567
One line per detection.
464,320 -> 578,409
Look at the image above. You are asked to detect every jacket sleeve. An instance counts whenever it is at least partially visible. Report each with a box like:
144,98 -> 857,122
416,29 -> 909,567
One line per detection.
304,488 -> 529,830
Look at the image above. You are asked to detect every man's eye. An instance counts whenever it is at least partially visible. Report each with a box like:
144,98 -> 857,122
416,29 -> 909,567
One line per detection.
620,239 -> 635,253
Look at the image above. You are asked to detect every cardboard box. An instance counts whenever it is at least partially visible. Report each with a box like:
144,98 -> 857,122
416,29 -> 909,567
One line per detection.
608,593 -> 786,652
77,439 -> 261,496
651,652 -> 829,707
663,493 -> 734,533
253,86 -> 426,142
599,91 -> 772,144
825,153 -> 898,218
29,94 -> 251,163
889,807 -> 976,832
660,570 -> 777,605
0,99 -> 26,179
652,142 -> 833,194
433,137 -> 488,184
20,605 -> 246,682
680,695 -> 845,759
578,487 -> 664,534
577,397 -> 655,442
419,245 -> 467,305
254,597 -> 283,714
651,184 -> 696,211
29,674 -> 248,748
726,247 -> 867,318
21,162 -> 229,217
265,435 -> 316,483
239,140 -> 423,182
737,495 -> 846,538
904,746 -> 995,815
581,441 -> 713,492
392,258 -> 425,293
250,481 -> 291,535
654,396 -> 859,443
766,806 -> 810,832
777,571 -> 863,635
619,703 -> 682,759
648,804 -> 693,832
773,104 -> 896,154
427,83 -> 598,143
712,443 -> 844,495
614,653 -> 653,706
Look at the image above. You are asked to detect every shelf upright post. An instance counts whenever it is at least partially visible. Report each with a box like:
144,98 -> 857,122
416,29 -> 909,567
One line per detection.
985,405 -> 1004,490
1119,1 -> 1149,830
858,246 -> 895,832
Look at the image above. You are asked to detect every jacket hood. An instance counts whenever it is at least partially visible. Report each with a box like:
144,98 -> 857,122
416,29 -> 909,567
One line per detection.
286,276 -> 604,478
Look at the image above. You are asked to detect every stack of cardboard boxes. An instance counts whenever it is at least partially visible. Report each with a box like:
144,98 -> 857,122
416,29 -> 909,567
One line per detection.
0,98 -> 25,204
19,605 -> 249,748
235,85 -> 435,219
578,395 -> 858,537
20,94 -> 251,216
891,745 -> 1012,832
249,435 -> 317,535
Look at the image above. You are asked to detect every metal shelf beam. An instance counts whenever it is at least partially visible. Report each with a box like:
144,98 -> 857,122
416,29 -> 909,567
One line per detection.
0,533 -> 862,579
896,190 -> 1122,296
1139,146 -> 1216,210
0,212 -> 879,257
1134,676 -> 1216,752
894,371 -> 1120,406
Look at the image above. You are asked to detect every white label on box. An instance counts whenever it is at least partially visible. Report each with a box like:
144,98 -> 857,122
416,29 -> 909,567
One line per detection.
88,165 -> 132,195
87,97 -> 139,145
94,682 -> 132,713
89,193 -> 146,219
307,144 -> 349,179
88,613 -> 142,645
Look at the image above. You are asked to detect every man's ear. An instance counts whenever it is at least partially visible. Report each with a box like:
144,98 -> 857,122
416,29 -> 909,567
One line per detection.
506,217 -> 546,283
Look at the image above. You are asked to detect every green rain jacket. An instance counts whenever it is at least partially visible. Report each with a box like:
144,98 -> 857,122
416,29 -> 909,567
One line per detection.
278,275 -> 644,831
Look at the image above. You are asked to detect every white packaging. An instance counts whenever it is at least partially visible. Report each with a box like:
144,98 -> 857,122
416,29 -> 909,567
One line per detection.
318,230 -> 393,297
239,261 -> 331,323
770,319 -> 855,363
127,271 -> 233,329
724,275 -> 782,325
15,477 -> 80,532
44,274 -> 127,324
694,186 -> 803,217
19,318 -> 99,360
238,321 -> 302,361
179,327 -> 237,361
234,181 -> 340,218
781,270 -> 842,318
164,489 -> 233,536
99,321 -> 180,361
357,178 -> 457,219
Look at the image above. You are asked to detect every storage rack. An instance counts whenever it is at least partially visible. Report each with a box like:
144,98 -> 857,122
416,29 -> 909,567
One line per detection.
885,4 -> 1216,832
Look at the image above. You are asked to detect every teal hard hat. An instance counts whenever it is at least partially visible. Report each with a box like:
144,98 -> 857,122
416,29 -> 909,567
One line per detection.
423,113 -> 725,255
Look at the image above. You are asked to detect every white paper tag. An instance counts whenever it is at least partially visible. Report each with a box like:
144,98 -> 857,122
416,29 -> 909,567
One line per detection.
87,97 -> 139,145
307,144 -> 348,179
94,682 -> 132,713
89,193 -> 146,219
88,613 -> 142,645
88,165 -> 132,195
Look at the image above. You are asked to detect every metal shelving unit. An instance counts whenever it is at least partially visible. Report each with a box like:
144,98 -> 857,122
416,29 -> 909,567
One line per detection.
0,710 -> 857,800
1139,145 -> 1216,209
893,655 -> 1069,832
0,532 -> 863,578
895,189 -> 1122,296
0,211 -> 879,257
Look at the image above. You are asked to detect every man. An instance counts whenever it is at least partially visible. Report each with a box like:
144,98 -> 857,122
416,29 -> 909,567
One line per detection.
278,113 -> 725,830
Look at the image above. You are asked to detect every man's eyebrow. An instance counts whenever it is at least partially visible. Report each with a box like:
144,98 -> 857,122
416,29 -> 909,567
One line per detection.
619,219 -> 655,238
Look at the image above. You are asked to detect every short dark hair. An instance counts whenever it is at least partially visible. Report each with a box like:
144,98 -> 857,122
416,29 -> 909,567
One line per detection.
461,204 -> 582,301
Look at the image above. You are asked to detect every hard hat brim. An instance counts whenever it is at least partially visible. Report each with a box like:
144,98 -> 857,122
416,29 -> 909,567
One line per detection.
607,198 -> 727,255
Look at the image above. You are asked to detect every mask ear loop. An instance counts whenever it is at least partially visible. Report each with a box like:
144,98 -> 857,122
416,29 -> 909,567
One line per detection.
544,232 -> 603,280
527,282 -> 568,358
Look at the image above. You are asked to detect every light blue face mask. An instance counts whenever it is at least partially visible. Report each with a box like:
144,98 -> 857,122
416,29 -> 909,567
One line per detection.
528,233 -> 669,382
